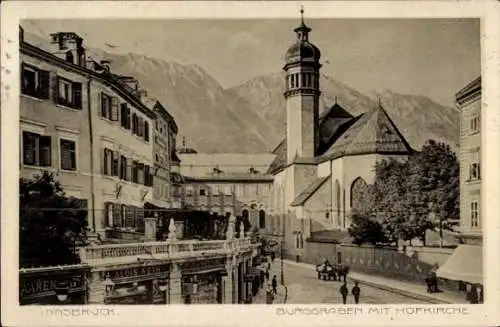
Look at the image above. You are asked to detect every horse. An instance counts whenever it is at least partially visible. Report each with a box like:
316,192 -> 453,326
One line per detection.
336,264 -> 350,283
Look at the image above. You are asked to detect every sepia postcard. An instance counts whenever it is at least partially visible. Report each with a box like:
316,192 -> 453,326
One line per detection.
1,1 -> 499,326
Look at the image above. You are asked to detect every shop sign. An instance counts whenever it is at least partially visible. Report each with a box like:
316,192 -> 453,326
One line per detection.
20,274 -> 85,300
109,265 -> 169,280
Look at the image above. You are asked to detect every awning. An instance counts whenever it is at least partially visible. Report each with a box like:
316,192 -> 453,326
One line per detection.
436,245 -> 483,284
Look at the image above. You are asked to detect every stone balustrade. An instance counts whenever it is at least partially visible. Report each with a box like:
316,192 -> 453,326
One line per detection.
79,237 -> 255,267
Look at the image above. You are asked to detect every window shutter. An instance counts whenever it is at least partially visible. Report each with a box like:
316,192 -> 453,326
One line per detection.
39,70 -> 50,99
52,75 -> 59,104
113,203 -> 122,227
126,158 -> 132,181
126,106 -> 132,130
138,117 -> 144,137
144,165 -> 150,186
102,148 -> 108,175
144,121 -> 149,142
112,151 -> 119,176
73,82 -> 82,109
39,135 -> 52,167
111,97 -> 119,121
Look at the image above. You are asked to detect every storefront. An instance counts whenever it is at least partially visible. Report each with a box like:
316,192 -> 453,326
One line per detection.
19,265 -> 90,305
103,264 -> 170,305
436,244 -> 483,303
180,258 -> 226,304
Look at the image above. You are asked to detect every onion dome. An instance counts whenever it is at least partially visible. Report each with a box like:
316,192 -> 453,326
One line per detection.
285,9 -> 321,65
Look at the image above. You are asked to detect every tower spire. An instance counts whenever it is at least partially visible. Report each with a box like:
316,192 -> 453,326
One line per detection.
300,5 -> 305,25
294,5 -> 311,41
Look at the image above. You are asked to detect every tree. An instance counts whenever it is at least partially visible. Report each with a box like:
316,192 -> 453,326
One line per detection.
19,172 -> 88,267
348,212 -> 389,246
404,140 -> 460,244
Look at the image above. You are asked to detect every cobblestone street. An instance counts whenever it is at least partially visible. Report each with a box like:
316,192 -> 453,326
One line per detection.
262,260 -> 429,304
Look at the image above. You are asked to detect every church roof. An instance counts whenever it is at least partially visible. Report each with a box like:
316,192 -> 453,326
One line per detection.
290,176 -> 330,207
267,103 -> 413,175
318,104 -> 414,162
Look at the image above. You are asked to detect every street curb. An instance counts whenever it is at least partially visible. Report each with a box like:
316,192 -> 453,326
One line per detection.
281,259 -> 455,304
347,277 -> 451,304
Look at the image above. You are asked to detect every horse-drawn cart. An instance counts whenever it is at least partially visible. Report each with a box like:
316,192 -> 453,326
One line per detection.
315,260 -> 350,282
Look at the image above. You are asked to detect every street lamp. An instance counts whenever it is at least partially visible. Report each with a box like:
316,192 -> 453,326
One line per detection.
54,280 -> 69,303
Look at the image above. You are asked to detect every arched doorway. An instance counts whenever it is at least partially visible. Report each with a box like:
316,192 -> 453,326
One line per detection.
350,177 -> 369,212
259,210 -> 266,229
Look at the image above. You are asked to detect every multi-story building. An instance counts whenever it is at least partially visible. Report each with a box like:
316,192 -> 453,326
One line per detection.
178,153 -> 275,230
145,99 -> 179,209
435,77 -> 483,301
20,28 -> 157,240
456,76 -> 482,245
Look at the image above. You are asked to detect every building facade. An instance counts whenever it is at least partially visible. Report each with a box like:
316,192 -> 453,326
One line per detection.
265,16 -> 414,258
178,153 -> 275,230
146,99 -> 179,209
20,29 -> 160,240
456,77 -> 482,245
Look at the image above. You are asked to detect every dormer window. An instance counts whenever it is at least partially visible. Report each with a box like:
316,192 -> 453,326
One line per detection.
65,51 -> 74,64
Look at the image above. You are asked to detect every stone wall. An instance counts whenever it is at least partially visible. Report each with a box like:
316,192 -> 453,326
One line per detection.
339,244 -> 452,282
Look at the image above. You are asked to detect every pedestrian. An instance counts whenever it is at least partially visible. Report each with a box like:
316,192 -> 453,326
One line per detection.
271,275 -> 278,295
271,252 -> 275,262
351,282 -> 361,304
267,262 -> 271,271
265,269 -> 270,281
340,282 -> 349,304
260,270 -> 265,288
266,284 -> 274,304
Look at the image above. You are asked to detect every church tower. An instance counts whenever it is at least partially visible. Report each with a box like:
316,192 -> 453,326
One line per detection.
283,8 -> 322,164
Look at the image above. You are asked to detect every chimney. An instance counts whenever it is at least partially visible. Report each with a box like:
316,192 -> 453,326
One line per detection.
50,32 -> 86,67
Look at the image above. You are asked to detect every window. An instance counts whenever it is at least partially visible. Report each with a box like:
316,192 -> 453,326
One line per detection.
259,210 -> 266,229
132,114 -> 138,134
470,113 -> 480,134
137,117 -> 144,137
199,188 -> 206,196
469,152 -> 481,181
21,64 -> 50,99
144,165 -> 153,187
119,155 -> 127,180
223,185 -> 233,195
22,131 -> 51,167
112,203 -> 122,227
186,185 -> 194,197
60,139 -> 76,171
102,148 -> 112,176
111,151 -> 119,176
120,103 -> 131,129
144,121 -> 150,142
132,161 -> 139,183
101,93 -> 111,118
212,184 -> 219,194
137,163 -> 145,184
57,77 -> 82,109
236,184 -> 244,197
471,201 -> 479,228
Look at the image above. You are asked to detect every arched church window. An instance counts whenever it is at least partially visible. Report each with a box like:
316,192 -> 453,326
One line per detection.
259,210 -> 266,229
291,74 -> 295,88
350,177 -> 369,211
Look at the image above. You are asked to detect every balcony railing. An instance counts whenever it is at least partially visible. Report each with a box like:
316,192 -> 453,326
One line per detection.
79,237 -> 254,266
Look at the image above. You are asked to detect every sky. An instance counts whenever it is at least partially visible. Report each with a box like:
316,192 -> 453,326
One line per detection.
23,18 -> 480,107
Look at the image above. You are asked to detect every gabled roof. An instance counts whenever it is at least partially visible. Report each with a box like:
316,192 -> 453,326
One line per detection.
290,176 -> 330,207
267,102 -> 413,175
319,104 -> 413,162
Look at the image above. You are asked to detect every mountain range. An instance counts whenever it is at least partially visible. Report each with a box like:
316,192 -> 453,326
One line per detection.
24,30 -> 460,154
